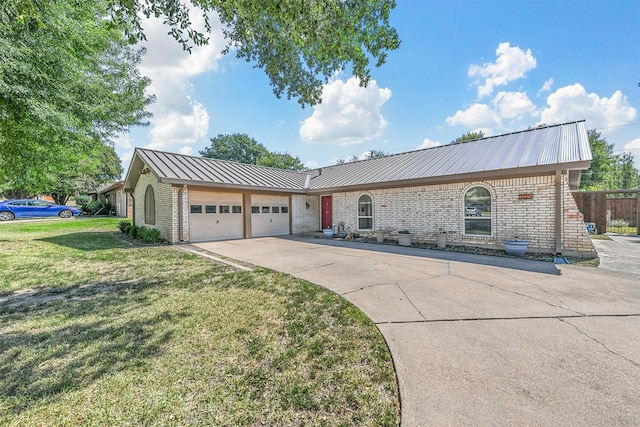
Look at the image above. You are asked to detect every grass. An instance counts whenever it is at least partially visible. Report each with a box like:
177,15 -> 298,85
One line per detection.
606,226 -> 637,235
0,218 -> 399,426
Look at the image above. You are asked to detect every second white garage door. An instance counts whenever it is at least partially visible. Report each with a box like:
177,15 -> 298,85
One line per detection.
189,191 -> 244,242
251,194 -> 290,238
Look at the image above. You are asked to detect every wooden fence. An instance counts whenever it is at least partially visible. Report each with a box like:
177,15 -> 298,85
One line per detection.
572,190 -> 639,235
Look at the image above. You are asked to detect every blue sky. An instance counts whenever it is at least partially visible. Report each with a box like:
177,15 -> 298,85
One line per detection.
118,0 -> 640,173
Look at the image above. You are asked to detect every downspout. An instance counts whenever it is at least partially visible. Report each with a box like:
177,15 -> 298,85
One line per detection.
178,185 -> 187,241
555,170 -> 563,255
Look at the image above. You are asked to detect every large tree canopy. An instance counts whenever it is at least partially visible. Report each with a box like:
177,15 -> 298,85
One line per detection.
108,0 -> 400,107
200,133 -> 306,171
0,0 -> 154,199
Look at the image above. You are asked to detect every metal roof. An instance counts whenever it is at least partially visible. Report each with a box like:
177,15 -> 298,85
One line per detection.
126,149 -> 308,193
124,121 -> 591,193
307,121 -> 591,191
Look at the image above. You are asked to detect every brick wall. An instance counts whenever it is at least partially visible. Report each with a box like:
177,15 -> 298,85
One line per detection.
133,171 -> 175,242
324,174 -> 596,257
292,194 -> 320,233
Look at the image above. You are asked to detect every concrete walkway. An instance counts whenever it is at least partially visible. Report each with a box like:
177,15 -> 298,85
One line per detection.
593,233 -> 640,278
192,237 -> 640,426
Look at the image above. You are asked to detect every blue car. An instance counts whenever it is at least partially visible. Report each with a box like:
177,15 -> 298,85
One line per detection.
0,199 -> 80,221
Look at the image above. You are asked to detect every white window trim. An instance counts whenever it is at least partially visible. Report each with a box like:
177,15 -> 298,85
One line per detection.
462,185 -> 493,237
357,193 -> 373,231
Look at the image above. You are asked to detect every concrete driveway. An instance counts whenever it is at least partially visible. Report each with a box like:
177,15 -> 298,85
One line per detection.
191,237 -> 640,426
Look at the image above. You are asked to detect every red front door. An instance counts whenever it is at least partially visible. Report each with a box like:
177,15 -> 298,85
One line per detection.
321,196 -> 332,229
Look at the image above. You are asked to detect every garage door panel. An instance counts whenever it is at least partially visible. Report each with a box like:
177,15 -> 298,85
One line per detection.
189,191 -> 243,242
251,195 -> 289,238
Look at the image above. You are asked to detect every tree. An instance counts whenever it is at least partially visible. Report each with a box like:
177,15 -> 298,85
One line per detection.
580,130 -> 640,190
200,133 -> 269,164
200,133 -> 306,171
0,0 -> 153,200
336,149 -> 389,164
450,130 -> 486,144
580,130 -> 615,190
106,0 -> 400,107
256,152 -> 306,171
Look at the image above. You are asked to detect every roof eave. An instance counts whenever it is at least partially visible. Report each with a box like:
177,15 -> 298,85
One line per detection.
160,178 -> 307,194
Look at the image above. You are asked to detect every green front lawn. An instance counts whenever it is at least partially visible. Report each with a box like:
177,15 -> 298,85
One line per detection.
0,218 -> 399,426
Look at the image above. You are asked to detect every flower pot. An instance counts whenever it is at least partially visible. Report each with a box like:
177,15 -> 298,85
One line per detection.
503,239 -> 528,256
398,234 -> 412,247
436,232 -> 447,249
375,230 -> 385,243
323,228 -> 335,238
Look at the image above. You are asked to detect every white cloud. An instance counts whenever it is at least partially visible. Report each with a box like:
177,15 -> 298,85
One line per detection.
537,78 -> 554,97
148,102 -> 210,150
418,138 -> 442,149
469,42 -> 537,98
492,91 -> 536,119
137,10 -> 228,153
305,160 -> 320,169
540,84 -> 637,128
299,77 -> 392,145
445,103 -> 501,130
624,138 -> 640,155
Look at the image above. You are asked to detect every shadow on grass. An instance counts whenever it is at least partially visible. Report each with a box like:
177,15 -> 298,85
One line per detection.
38,232 -> 132,251
0,279 -> 185,416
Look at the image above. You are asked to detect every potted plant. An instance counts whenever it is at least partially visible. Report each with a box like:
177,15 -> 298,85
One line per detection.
503,238 -> 528,256
435,229 -> 447,249
375,228 -> 385,243
397,229 -> 412,247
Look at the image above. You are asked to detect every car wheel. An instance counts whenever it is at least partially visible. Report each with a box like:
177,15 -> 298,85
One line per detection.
0,211 -> 15,221
59,210 -> 73,219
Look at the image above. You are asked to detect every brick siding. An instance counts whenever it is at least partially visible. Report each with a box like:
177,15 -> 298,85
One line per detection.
320,174 -> 595,257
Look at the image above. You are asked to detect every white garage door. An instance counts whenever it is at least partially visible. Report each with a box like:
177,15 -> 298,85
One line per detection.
189,191 -> 244,242
251,194 -> 290,238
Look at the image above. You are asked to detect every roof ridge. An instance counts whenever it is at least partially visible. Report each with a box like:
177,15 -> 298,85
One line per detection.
135,147 -> 310,176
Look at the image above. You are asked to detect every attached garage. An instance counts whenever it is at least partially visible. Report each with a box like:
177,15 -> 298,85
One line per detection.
189,191 -> 244,242
251,194 -> 290,237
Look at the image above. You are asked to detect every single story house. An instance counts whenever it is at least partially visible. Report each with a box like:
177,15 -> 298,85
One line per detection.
89,181 -> 133,217
123,120 -> 596,257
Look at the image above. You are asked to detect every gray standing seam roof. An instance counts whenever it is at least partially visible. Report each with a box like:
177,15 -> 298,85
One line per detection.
130,121 -> 591,193
307,121 -> 591,190
135,149 -> 309,191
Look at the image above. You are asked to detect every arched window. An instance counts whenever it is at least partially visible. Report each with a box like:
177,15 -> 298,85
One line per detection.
357,194 -> 373,230
464,186 -> 491,235
144,185 -> 155,225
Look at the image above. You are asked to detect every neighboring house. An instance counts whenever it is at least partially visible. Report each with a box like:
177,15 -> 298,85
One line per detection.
90,181 -> 133,217
123,121 -> 596,258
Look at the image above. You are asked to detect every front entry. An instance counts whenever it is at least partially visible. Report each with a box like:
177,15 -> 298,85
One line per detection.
321,195 -> 332,229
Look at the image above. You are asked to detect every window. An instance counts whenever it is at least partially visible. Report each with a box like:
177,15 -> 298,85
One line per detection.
464,186 -> 491,236
281,206 -> 288,214
357,194 -> 373,230
190,205 -> 202,214
272,206 -> 280,214
145,185 -> 155,225
262,206 -> 270,214
251,206 -> 260,214
232,205 -> 242,214
205,205 -> 216,213
220,205 -> 230,213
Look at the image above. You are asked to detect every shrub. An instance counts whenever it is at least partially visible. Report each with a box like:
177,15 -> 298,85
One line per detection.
118,220 -> 132,235
138,227 -> 162,244
75,195 -> 92,215
127,224 -> 140,239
